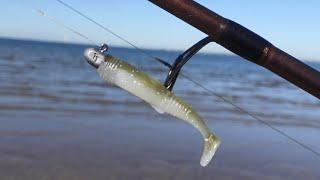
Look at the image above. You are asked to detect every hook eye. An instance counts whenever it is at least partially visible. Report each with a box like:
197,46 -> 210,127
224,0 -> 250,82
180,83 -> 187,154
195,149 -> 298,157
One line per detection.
99,44 -> 109,53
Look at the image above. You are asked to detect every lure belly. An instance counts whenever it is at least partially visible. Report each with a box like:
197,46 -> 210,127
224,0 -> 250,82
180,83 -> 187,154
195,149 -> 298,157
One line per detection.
85,48 -> 220,167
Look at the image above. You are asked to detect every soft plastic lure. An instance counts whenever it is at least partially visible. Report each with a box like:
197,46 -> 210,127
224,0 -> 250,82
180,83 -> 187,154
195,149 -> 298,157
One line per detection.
84,48 -> 220,166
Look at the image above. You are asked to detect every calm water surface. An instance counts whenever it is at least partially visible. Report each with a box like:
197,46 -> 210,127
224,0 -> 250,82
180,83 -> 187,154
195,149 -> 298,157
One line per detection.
0,38 -> 319,179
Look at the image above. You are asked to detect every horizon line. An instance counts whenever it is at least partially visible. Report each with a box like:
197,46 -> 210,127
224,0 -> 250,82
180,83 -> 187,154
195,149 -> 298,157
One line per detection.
0,36 -> 235,56
1,36 -> 319,63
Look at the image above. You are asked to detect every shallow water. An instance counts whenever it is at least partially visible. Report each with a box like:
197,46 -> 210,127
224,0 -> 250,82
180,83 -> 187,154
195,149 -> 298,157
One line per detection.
0,38 -> 319,179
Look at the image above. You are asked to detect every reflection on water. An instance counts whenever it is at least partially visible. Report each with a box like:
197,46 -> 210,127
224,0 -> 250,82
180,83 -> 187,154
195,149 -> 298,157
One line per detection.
0,38 -> 319,179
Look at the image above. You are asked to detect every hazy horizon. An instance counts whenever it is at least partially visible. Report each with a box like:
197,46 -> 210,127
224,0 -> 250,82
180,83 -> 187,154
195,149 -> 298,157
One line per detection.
2,36 -> 319,63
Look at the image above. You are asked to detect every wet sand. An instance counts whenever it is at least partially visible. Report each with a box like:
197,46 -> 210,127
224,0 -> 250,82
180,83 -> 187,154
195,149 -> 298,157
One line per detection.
0,112 -> 320,180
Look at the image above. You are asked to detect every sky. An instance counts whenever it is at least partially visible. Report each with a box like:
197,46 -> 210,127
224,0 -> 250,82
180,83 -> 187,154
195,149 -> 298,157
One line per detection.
1,0 -> 320,61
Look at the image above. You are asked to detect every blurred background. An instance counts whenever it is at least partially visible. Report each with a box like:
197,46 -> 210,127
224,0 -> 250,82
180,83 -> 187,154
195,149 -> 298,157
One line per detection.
0,1 -> 319,179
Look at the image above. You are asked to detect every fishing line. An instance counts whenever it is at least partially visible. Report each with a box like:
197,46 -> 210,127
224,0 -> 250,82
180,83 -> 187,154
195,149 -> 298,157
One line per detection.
45,0 -> 320,159
183,75 -> 320,158
56,0 -> 171,68
35,8 -> 100,46
34,8 -> 166,126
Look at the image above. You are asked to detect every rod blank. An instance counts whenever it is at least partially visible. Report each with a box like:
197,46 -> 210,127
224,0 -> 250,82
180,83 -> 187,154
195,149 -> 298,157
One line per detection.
149,0 -> 320,99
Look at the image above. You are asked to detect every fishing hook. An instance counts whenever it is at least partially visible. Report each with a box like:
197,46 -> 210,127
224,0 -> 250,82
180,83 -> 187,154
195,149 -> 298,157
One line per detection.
164,36 -> 214,91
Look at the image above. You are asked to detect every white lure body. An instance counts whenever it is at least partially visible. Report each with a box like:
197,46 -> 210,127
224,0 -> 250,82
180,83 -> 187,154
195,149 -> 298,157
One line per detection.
85,49 -> 220,167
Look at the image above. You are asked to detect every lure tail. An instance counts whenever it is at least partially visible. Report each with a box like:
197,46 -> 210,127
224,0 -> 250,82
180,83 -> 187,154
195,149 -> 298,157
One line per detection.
200,133 -> 220,167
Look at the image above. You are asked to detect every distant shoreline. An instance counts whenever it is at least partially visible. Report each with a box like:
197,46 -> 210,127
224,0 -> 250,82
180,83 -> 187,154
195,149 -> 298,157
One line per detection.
0,36 -> 319,63
0,36 -> 230,57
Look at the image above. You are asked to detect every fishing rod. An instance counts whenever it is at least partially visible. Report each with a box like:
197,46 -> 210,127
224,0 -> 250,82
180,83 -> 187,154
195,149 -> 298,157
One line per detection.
37,1 -> 320,159
149,0 -> 320,99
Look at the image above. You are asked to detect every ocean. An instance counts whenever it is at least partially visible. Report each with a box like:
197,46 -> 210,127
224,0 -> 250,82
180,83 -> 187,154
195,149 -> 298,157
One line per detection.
0,38 -> 319,179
